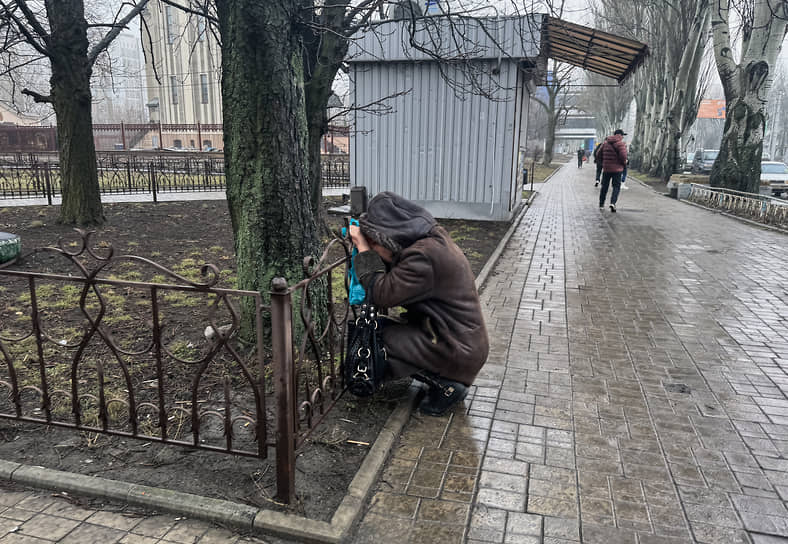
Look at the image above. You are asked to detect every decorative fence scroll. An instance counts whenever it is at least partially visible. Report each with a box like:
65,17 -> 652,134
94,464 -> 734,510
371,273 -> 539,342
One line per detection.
686,184 -> 788,230
0,229 -> 354,503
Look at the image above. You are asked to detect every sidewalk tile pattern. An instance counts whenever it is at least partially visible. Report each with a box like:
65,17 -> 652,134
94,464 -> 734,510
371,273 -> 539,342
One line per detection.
0,167 -> 787,542
351,165 -> 788,543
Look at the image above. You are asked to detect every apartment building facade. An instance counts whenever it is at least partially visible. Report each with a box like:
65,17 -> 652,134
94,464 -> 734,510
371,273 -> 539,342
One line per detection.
141,0 -> 222,139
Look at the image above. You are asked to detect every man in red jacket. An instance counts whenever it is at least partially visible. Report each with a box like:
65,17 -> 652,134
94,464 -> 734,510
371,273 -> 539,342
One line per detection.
599,129 -> 628,212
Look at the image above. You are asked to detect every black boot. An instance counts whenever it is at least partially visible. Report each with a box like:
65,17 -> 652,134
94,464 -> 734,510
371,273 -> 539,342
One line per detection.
416,374 -> 469,416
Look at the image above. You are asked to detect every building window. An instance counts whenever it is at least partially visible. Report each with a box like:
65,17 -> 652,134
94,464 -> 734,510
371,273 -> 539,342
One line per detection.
200,74 -> 209,104
171,76 -> 178,104
173,139 -> 182,148
197,17 -> 206,42
166,6 -> 176,44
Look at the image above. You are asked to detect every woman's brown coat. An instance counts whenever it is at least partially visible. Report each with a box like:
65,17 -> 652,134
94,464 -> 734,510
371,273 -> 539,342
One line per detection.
354,225 -> 489,385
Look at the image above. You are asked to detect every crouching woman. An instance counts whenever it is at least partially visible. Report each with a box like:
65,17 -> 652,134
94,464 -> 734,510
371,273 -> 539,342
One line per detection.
348,192 -> 489,416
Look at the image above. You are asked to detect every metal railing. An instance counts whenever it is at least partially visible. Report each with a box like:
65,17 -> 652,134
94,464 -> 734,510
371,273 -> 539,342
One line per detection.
0,230 -> 353,503
686,183 -> 788,230
0,152 -> 350,202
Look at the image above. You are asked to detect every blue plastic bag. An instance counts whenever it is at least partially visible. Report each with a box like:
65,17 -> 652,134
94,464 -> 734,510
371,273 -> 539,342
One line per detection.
342,219 -> 367,305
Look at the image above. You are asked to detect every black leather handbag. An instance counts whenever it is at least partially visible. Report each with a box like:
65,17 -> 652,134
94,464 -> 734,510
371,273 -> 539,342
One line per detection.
344,303 -> 387,397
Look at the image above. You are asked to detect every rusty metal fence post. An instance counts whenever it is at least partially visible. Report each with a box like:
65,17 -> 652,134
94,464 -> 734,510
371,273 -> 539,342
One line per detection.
270,277 -> 296,504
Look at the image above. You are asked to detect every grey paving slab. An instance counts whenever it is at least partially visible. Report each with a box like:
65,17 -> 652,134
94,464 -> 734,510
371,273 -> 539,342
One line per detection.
347,162 -> 788,542
1,163 -> 788,542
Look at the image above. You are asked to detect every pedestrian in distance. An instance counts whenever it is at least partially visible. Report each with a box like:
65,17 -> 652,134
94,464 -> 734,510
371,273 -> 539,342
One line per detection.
348,192 -> 489,416
599,129 -> 628,212
577,147 -> 585,168
593,142 -> 603,187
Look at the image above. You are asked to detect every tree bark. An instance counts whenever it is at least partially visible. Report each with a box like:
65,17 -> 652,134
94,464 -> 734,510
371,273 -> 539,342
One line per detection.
710,0 -> 788,192
216,0 -> 321,339
535,61 -> 571,166
45,0 -> 103,226
302,0 -> 351,231
542,110 -> 556,166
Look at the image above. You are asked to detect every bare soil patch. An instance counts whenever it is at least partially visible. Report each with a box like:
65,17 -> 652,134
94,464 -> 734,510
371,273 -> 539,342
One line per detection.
0,199 -> 509,522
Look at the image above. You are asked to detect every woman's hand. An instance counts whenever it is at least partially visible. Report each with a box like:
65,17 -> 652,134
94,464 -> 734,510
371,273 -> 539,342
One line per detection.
349,224 -> 371,252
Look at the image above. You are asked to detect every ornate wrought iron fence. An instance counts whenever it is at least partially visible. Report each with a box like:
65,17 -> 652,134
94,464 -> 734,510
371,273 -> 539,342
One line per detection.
321,155 -> 350,189
0,152 -> 349,200
0,230 -> 353,503
686,184 -> 788,229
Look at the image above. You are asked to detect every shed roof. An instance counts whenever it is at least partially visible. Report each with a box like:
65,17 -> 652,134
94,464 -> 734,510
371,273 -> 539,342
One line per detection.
541,16 -> 649,83
347,14 -> 649,84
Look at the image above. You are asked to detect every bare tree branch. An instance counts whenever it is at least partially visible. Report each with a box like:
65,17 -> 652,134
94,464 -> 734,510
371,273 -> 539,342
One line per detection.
0,1 -> 49,56
88,0 -> 151,65
21,87 -> 51,103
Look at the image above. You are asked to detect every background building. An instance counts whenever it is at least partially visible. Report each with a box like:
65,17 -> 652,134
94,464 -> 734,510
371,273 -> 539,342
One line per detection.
91,31 -> 147,125
141,0 -> 222,143
555,111 -> 596,153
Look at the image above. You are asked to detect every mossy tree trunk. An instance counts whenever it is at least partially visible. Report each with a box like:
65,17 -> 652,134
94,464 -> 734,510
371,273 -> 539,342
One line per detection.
46,0 -> 103,226
216,0 -> 321,339
710,0 -> 788,192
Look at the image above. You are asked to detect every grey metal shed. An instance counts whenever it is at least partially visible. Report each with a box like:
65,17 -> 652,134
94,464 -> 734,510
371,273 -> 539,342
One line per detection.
348,15 -> 543,222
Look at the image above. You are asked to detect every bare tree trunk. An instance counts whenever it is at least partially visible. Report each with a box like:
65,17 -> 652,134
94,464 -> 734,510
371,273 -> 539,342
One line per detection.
710,0 -> 788,192
46,0 -> 103,226
217,0 -> 321,339
302,0 -> 350,232
542,112 -> 557,165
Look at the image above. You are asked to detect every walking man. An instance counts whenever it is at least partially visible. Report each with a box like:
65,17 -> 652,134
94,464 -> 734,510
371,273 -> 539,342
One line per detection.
577,147 -> 585,168
599,129 -> 628,212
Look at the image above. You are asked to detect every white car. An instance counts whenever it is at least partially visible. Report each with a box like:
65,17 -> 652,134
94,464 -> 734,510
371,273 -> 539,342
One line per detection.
761,161 -> 788,183
762,161 -> 788,198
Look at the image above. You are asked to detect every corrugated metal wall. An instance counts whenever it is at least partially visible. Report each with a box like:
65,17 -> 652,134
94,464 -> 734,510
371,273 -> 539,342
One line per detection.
351,59 -> 526,221
348,16 -> 542,62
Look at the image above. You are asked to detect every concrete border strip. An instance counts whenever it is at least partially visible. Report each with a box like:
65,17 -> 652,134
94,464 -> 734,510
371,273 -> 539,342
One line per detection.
629,174 -> 788,236
476,195 -> 532,292
0,191 -> 540,541
476,181 -> 547,292
0,386 -> 419,544
680,199 -> 788,235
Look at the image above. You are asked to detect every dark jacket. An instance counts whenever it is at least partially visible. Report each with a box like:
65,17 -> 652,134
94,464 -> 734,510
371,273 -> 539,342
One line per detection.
353,193 -> 488,385
601,134 -> 627,173
593,143 -> 603,163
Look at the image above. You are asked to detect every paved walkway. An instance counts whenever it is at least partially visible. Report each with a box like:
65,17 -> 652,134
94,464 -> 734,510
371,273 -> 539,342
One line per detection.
350,164 -> 788,543
1,164 -> 788,543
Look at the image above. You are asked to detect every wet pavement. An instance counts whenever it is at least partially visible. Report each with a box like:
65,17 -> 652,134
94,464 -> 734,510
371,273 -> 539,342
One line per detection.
350,164 -> 788,543
1,165 -> 788,542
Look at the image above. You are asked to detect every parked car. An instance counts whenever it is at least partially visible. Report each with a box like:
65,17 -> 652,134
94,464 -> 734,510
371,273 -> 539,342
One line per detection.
692,149 -> 719,174
760,161 -> 788,198
683,151 -> 695,171
761,161 -> 788,182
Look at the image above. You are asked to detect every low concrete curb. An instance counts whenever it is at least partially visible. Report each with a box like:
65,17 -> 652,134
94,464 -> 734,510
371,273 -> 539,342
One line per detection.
477,192 -> 537,292
680,199 -> 788,236
630,174 -> 788,236
0,196 -> 536,542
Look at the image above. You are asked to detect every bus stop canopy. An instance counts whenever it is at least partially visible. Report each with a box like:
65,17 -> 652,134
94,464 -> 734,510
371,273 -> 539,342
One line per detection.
541,16 -> 649,83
